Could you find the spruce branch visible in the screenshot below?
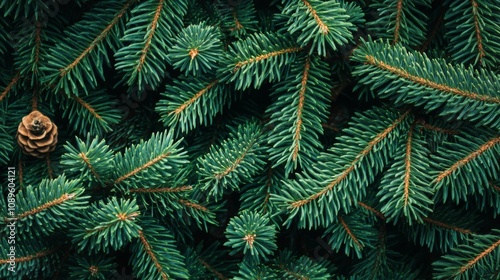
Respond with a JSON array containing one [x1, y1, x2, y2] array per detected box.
[[68, 255, 117, 280], [377, 123, 434, 225], [112, 129, 188, 188], [130, 218, 189, 279], [0, 72, 21, 103], [324, 210, 378, 259], [60, 90, 121, 135], [405, 205, 480, 252], [71, 197, 141, 253], [433, 229, 500, 279], [273, 107, 412, 229], [114, 0, 189, 91], [369, 0, 431, 46], [281, 0, 354, 55], [156, 76, 237, 134], [197, 120, 266, 200], [0, 175, 88, 236], [353, 40, 500, 129], [0, 236, 60, 280], [233, 261, 278, 280], [168, 22, 223, 76], [215, 0, 258, 37], [273, 250, 333, 279], [183, 242, 235, 279], [266, 55, 331, 175], [61, 134, 115, 184], [444, 0, 500, 68], [0, 121, 11, 164], [218, 32, 302, 90], [224, 211, 278, 262], [431, 129, 500, 204], [42, 0, 136, 95]]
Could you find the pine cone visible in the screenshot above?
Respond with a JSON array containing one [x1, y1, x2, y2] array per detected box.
[[16, 110, 58, 158]]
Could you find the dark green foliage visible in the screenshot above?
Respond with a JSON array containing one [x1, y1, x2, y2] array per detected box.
[[197, 120, 266, 200], [225, 211, 278, 262], [68, 255, 117, 280], [352, 40, 500, 129], [1, 175, 88, 235], [266, 55, 331, 175], [324, 209, 378, 259], [129, 218, 189, 279], [59, 90, 121, 136], [0, 235, 61, 280], [444, 0, 500, 68], [377, 124, 434, 225], [432, 128, 500, 204], [215, 0, 258, 37], [433, 229, 500, 279], [0, 107, 12, 164], [273, 250, 333, 279], [168, 22, 223, 76], [273, 107, 412, 229], [369, 0, 431, 46], [404, 205, 481, 253], [218, 32, 300, 90], [156, 75, 236, 134], [71, 197, 141, 253], [115, 0, 189, 91], [112, 129, 189, 189], [281, 0, 353, 55], [41, 0, 133, 96], [1, 0, 499, 279], [61, 134, 115, 184]]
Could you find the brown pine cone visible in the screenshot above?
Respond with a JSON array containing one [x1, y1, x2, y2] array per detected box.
[[16, 110, 58, 158]]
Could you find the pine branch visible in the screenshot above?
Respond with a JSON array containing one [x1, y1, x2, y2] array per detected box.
[[0, 236, 60, 280], [273, 250, 333, 279], [324, 210, 378, 259], [183, 241, 236, 279], [433, 229, 500, 279], [353, 40, 500, 129], [233, 261, 278, 280], [0, 117, 12, 164], [216, 0, 258, 37], [61, 134, 115, 184], [112, 129, 188, 188], [377, 123, 434, 225], [0, 72, 21, 103], [239, 164, 286, 225], [224, 211, 278, 262], [431, 128, 500, 203], [41, 0, 136, 95], [0, 175, 87, 236], [266, 55, 331, 175], [68, 255, 117, 280], [369, 0, 431, 46], [168, 22, 223, 76], [60, 90, 121, 135], [281, 0, 353, 55], [405, 205, 480, 252], [71, 197, 141, 253], [444, 0, 500, 68], [130, 218, 189, 279], [273, 107, 412, 229], [156, 76, 237, 134], [115, 0, 188, 91], [218, 32, 301, 90], [197, 120, 266, 200]]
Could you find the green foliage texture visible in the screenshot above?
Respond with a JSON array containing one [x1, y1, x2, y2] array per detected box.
[[0, 0, 499, 279]]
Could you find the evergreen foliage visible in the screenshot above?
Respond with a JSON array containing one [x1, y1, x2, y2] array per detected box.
[[0, 0, 499, 279]]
